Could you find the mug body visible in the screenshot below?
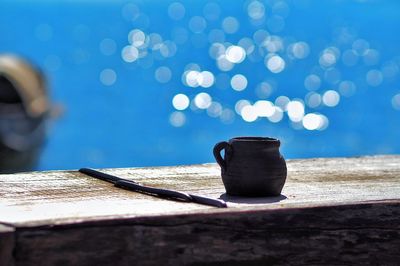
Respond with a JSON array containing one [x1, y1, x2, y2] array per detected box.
[[221, 137, 287, 196]]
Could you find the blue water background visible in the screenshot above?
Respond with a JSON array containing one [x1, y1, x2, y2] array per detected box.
[[1, 0, 399, 170]]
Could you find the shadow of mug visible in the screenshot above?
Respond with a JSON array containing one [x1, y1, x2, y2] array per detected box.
[[219, 193, 287, 204], [213, 137, 287, 197]]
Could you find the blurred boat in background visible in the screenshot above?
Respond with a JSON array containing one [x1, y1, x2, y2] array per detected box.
[[0, 54, 49, 173]]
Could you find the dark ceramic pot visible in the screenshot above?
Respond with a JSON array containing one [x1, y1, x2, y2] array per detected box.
[[213, 137, 287, 197]]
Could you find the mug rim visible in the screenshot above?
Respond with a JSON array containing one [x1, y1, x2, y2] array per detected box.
[[230, 136, 279, 142]]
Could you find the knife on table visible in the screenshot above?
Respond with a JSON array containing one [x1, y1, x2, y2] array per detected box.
[[79, 168, 227, 208]]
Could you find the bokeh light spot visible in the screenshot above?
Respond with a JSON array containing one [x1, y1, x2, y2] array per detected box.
[[305, 92, 322, 108], [100, 38, 117, 56], [169, 111, 186, 127], [287, 100, 305, 122], [121, 45, 139, 62], [155, 66, 172, 83], [168, 2, 186, 20], [231, 74, 248, 91], [194, 92, 212, 109], [207, 102, 223, 117], [203, 2, 221, 21], [268, 107, 284, 123], [225, 45, 246, 63], [189, 16, 207, 33], [235, 99, 251, 115], [222, 16, 239, 34], [172, 94, 190, 111], [391, 94, 400, 110], [304, 74, 321, 90], [302, 113, 323, 130], [322, 90, 340, 107], [99, 68, 117, 86], [128, 29, 146, 47], [265, 55, 285, 73], [338, 81, 357, 97], [366, 69, 383, 87], [247, 1, 265, 20], [241, 105, 258, 122]]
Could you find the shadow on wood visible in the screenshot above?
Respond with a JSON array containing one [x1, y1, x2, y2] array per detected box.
[[220, 193, 287, 204]]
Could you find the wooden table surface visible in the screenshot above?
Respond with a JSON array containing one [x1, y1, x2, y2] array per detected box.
[[1, 155, 400, 265]]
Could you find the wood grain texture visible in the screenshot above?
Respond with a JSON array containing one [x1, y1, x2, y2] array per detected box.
[[0, 224, 14, 266], [1, 155, 400, 265], [1, 155, 399, 227], [12, 202, 400, 266]]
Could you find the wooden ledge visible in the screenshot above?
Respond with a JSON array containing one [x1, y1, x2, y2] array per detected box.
[[1, 155, 400, 265]]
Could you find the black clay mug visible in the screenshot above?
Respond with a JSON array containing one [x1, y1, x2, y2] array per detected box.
[[213, 137, 287, 197]]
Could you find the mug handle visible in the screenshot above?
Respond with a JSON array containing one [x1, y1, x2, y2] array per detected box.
[[213, 141, 231, 172]]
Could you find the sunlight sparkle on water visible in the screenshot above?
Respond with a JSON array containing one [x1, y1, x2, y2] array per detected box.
[[288, 41, 310, 59], [128, 29, 146, 47], [319, 47, 338, 68], [100, 38, 117, 56], [207, 102, 223, 117], [241, 105, 258, 122], [366, 69, 383, 87], [208, 29, 225, 43], [199, 71, 215, 88], [189, 16, 207, 33], [121, 45, 139, 62], [169, 111, 186, 127], [216, 55, 234, 71], [99, 68, 117, 86], [235, 99, 251, 115], [342, 49, 359, 66], [363, 49, 380, 66], [184, 70, 203, 87], [225, 45, 246, 63], [155, 66, 172, 83], [220, 108, 235, 124], [305, 92, 322, 108], [194, 92, 212, 109], [255, 81, 274, 98], [265, 55, 285, 73], [231, 74, 248, 91], [352, 39, 370, 56], [287, 100, 305, 122], [392, 94, 400, 110], [268, 107, 284, 123], [302, 113, 327, 130], [247, 1, 265, 20], [338, 81, 357, 97], [203, 2, 220, 21], [322, 90, 340, 107], [168, 2, 186, 21], [253, 29, 269, 45], [275, 96, 290, 111], [254, 100, 275, 117], [304, 74, 321, 90], [238, 38, 255, 55], [172, 94, 190, 111], [222, 16, 239, 34]]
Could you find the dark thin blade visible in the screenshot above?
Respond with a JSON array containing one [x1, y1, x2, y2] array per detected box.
[[189, 194, 228, 208], [115, 180, 193, 202], [79, 168, 228, 208], [79, 168, 123, 184]]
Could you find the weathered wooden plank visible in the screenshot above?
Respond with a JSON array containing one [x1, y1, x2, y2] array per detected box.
[[0, 224, 14, 266], [0, 156, 399, 227], [13, 202, 400, 266], [0, 155, 400, 265]]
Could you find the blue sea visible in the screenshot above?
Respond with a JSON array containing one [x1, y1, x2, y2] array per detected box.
[[1, 0, 399, 170]]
